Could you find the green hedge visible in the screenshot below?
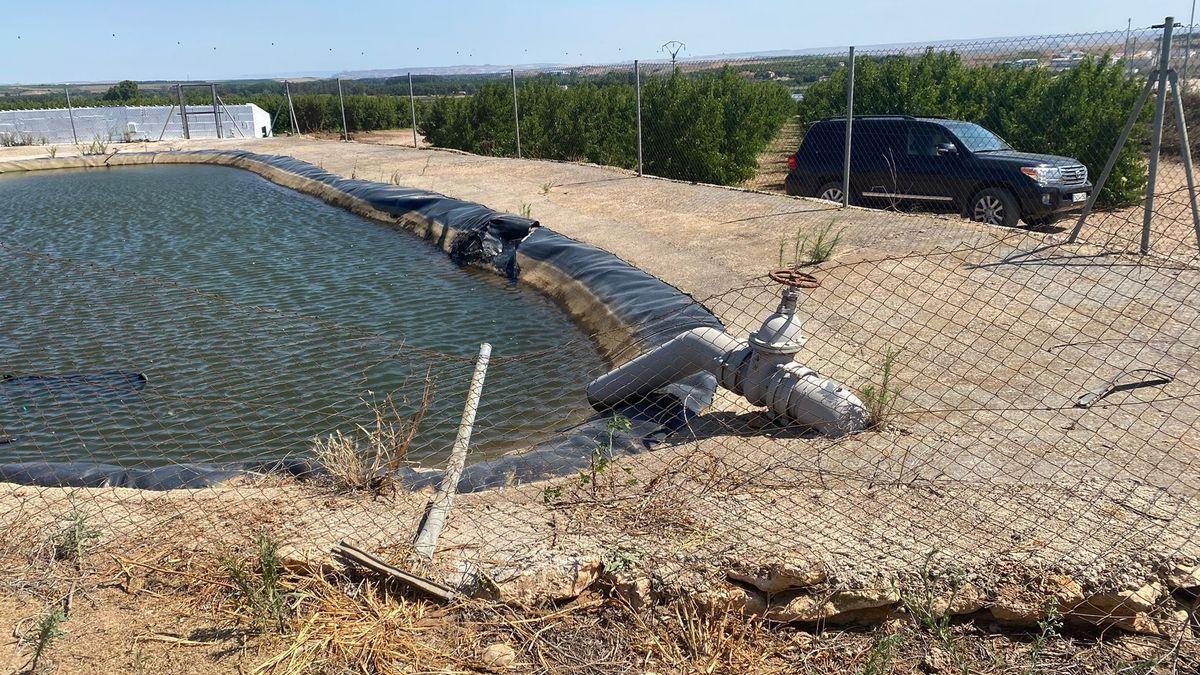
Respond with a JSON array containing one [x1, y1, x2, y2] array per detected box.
[[420, 68, 794, 186], [796, 51, 1148, 208]]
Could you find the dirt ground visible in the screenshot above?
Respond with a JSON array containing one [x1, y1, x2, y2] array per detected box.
[[2, 137, 1200, 672], [741, 118, 802, 193], [307, 128, 429, 148]]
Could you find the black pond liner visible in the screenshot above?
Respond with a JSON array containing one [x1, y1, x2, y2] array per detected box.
[[0, 151, 722, 491]]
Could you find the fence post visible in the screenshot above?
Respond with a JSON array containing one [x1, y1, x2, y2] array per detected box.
[[63, 85, 78, 145], [1186, 4, 1196, 79], [337, 78, 349, 141], [210, 83, 223, 139], [284, 80, 299, 135], [1124, 18, 1133, 75], [177, 83, 190, 139], [413, 342, 491, 559], [511, 68, 522, 158], [842, 46, 855, 208], [1142, 18, 1175, 254], [1168, 70, 1200, 247], [635, 59, 643, 176], [408, 72, 419, 148]]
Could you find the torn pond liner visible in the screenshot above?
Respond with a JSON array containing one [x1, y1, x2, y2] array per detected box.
[[0, 151, 723, 491]]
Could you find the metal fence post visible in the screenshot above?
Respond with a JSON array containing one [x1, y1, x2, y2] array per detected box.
[[177, 83, 190, 140], [408, 72, 419, 148], [63, 85, 78, 145], [1186, 3, 1196, 79], [284, 80, 299, 135], [635, 59, 644, 176], [1168, 69, 1200, 247], [842, 46, 855, 208], [511, 68, 522, 158], [1124, 18, 1133, 75], [337, 77, 349, 141], [210, 83, 223, 139], [1142, 18, 1175, 254]]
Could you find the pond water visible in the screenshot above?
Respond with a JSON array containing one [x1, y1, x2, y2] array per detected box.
[[0, 164, 604, 468]]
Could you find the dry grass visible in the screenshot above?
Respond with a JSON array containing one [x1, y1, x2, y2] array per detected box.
[[245, 576, 1200, 674], [256, 575, 458, 674], [0, 131, 47, 147], [1, 523, 1196, 675], [311, 382, 433, 495], [78, 136, 109, 156]]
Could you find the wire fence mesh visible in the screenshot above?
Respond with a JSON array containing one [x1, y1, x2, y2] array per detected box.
[[2, 17, 1200, 674]]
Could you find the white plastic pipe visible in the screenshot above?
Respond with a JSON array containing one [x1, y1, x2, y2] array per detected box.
[[414, 342, 490, 559]]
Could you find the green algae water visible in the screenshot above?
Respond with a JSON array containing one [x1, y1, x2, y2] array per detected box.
[[0, 164, 604, 469]]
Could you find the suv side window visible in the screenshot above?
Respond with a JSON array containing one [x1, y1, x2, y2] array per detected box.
[[906, 123, 955, 157], [851, 120, 900, 167]]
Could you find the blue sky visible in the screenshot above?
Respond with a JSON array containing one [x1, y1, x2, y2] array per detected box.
[[1, 0, 1191, 83]]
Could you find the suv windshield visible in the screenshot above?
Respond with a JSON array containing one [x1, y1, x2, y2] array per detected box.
[[940, 121, 1013, 153]]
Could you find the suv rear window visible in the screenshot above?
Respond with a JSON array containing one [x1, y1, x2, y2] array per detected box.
[[798, 122, 844, 158]]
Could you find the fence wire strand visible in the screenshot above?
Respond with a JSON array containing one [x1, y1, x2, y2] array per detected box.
[[2, 20, 1200, 674]]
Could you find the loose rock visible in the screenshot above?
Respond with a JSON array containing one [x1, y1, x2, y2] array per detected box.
[[481, 643, 517, 670]]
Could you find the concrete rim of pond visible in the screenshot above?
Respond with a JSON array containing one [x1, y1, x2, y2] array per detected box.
[[0, 150, 722, 491]]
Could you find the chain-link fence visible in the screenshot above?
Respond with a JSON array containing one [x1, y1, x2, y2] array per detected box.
[[2, 16, 1200, 674]]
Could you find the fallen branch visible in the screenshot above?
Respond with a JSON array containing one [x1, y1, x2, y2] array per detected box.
[[332, 541, 457, 603], [111, 554, 234, 590], [133, 633, 218, 646]]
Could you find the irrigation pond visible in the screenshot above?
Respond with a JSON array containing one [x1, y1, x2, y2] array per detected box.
[[0, 164, 604, 469]]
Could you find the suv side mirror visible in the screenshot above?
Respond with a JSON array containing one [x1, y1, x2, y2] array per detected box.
[[936, 142, 958, 157]]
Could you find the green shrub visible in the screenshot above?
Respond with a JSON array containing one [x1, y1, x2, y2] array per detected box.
[[101, 80, 139, 101], [796, 51, 1148, 208], [420, 67, 793, 186]]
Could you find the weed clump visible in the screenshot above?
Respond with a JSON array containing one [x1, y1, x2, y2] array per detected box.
[[579, 414, 633, 498], [51, 506, 100, 564], [79, 136, 109, 155], [224, 534, 291, 633], [777, 219, 844, 268], [311, 384, 432, 495], [0, 131, 47, 147], [860, 346, 903, 430], [23, 607, 66, 673]]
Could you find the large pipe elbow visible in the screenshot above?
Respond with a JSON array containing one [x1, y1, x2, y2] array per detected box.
[[586, 327, 742, 408]]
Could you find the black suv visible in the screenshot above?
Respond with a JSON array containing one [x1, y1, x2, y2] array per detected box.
[[784, 115, 1092, 227]]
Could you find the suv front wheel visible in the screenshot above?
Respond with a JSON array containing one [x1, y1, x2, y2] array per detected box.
[[969, 188, 1019, 228]]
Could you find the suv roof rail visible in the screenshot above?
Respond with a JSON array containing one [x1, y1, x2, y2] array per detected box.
[[813, 114, 952, 122]]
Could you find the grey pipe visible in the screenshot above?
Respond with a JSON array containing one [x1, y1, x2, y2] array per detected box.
[[589, 327, 741, 405], [587, 291, 867, 436]]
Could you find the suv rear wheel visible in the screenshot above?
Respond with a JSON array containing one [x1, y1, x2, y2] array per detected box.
[[816, 181, 848, 205], [969, 188, 1019, 228]]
